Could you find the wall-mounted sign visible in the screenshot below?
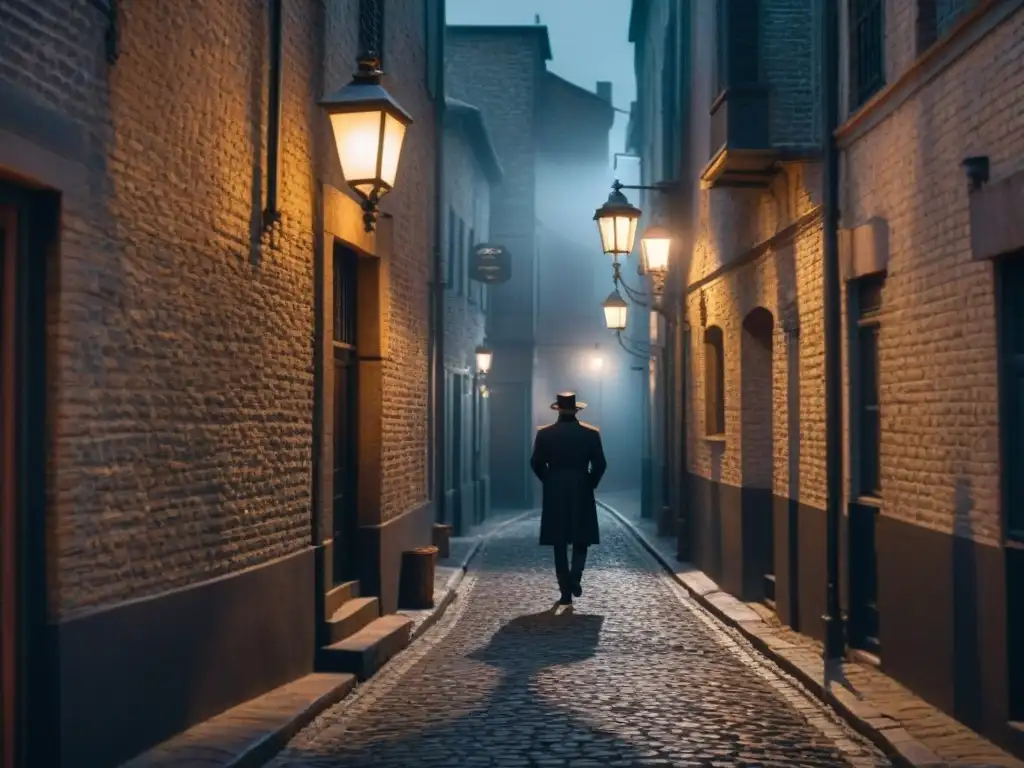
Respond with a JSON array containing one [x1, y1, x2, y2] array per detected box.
[[470, 243, 511, 284]]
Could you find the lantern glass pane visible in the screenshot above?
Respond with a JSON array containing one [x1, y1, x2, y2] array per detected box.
[[476, 350, 493, 373], [604, 303, 628, 331], [597, 216, 616, 254], [618, 215, 638, 254], [641, 235, 671, 272], [330, 109, 385, 192], [379, 112, 407, 189]]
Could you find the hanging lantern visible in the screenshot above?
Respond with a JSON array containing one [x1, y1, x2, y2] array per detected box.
[[593, 182, 641, 256], [601, 290, 628, 331], [475, 345, 493, 375]]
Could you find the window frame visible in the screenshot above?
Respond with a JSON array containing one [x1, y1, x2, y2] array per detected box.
[[850, 274, 884, 500], [704, 326, 726, 437], [849, 0, 886, 111]]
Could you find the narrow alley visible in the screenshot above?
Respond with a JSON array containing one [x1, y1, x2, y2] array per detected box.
[[268, 511, 889, 768]]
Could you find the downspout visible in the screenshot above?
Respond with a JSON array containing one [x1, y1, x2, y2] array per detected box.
[[431, 0, 447, 525], [263, 0, 284, 230], [676, 0, 692, 562], [821, 0, 846, 659]]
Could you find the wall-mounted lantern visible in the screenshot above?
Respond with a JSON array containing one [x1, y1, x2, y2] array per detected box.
[[594, 181, 642, 257], [601, 290, 629, 331], [320, 53, 413, 233], [475, 345, 494, 375], [640, 226, 671, 275]]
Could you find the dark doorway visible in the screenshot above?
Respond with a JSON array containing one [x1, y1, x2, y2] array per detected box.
[[741, 307, 775, 603], [997, 253, 1024, 722], [332, 245, 359, 584], [1, 204, 17, 768], [489, 381, 530, 509], [450, 373, 464, 534], [848, 275, 883, 657]]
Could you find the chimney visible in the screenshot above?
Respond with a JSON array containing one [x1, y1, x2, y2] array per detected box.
[[596, 81, 612, 103], [534, 13, 541, 24]]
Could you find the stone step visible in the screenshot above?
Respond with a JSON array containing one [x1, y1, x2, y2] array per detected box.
[[325, 596, 380, 644], [325, 580, 360, 617], [317, 614, 413, 681]]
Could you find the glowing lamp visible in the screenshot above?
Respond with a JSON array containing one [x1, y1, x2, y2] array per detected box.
[[594, 182, 641, 256], [640, 226, 672, 274], [320, 54, 413, 232], [602, 290, 629, 331], [475, 346, 493, 375]]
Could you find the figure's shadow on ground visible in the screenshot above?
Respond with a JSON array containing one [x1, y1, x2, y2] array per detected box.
[[280, 606, 669, 767]]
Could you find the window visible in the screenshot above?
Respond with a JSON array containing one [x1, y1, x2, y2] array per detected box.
[[457, 217, 466, 295], [662, 2, 679, 179], [849, 0, 885, 110], [853, 274, 883, 498], [704, 326, 725, 436], [468, 227, 478, 304], [918, 0, 976, 52], [446, 207, 455, 288]]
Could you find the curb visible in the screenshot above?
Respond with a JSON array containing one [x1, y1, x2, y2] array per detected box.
[[227, 676, 357, 768], [408, 509, 536, 643], [598, 499, 948, 768]]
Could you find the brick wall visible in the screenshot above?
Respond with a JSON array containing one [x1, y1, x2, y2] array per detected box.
[[761, 0, 821, 147], [446, 29, 544, 342], [1, 0, 434, 618], [838, 6, 1024, 545], [684, 166, 827, 510], [442, 128, 488, 369]]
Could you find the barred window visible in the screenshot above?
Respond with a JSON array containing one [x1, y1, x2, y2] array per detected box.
[[849, 0, 885, 110]]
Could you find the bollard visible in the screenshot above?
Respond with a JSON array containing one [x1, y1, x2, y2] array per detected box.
[[432, 523, 453, 559], [398, 545, 438, 610]]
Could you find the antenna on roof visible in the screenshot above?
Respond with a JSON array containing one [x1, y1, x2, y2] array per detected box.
[[534, 14, 541, 24]]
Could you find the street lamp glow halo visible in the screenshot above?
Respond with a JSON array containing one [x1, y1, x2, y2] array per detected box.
[[640, 225, 672, 274], [594, 186, 642, 256], [601, 290, 629, 331], [320, 54, 414, 210]]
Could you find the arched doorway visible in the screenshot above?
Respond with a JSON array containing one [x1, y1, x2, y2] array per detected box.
[[740, 307, 775, 603]]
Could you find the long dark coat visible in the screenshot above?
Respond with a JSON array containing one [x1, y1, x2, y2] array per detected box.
[[530, 415, 607, 546]]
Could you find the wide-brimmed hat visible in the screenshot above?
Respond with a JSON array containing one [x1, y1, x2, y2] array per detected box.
[[550, 392, 587, 412]]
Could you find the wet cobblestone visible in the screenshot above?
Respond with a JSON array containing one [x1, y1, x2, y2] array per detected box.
[[270, 512, 891, 767]]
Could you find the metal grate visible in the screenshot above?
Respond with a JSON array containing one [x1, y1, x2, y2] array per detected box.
[[359, 0, 385, 64], [850, 0, 884, 109], [333, 246, 358, 347]]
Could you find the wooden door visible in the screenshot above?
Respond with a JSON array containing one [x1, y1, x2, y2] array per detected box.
[[1, 205, 18, 768]]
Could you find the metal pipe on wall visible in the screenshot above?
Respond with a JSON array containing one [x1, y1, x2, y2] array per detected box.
[[431, 0, 447, 524], [821, 0, 846, 659], [262, 0, 284, 229]]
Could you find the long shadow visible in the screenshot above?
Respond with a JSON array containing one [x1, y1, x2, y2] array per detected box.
[[277, 607, 674, 766], [952, 478, 982, 730]]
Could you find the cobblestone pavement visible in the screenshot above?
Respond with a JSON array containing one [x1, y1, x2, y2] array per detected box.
[[269, 511, 892, 767]]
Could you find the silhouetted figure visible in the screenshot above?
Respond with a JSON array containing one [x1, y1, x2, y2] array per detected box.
[[530, 392, 607, 605]]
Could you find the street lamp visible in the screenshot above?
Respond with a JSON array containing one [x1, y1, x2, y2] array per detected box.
[[475, 345, 493, 375], [594, 180, 642, 257], [601, 290, 629, 331], [640, 226, 672, 275], [320, 53, 413, 233]]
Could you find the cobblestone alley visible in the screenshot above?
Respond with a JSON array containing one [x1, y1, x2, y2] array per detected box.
[[268, 511, 892, 767]]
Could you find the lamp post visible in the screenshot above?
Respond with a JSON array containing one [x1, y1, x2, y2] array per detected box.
[[320, 53, 413, 232]]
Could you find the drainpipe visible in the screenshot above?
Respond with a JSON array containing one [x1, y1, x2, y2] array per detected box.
[[821, 0, 846, 659], [431, 0, 447, 524], [262, 0, 284, 230]]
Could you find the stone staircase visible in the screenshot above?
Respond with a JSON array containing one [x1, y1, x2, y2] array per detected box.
[[316, 580, 413, 681]]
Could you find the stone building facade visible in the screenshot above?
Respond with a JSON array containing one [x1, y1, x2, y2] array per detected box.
[[441, 97, 501, 533], [632, 0, 1024, 757], [446, 27, 629, 501], [0, 1, 438, 765]]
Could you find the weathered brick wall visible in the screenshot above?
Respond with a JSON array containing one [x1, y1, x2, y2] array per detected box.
[[685, 166, 827, 510], [442, 129, 488, 370], [838, 7, 1024, 545], [1, 0, 434, 618]]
